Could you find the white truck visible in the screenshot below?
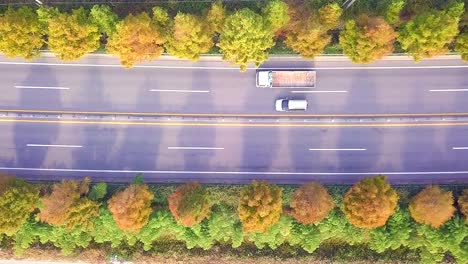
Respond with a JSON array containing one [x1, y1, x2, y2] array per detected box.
[[256, 70, 316, 88]]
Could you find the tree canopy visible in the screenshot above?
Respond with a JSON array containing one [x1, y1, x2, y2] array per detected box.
[[218, 8, 274, 71], [0, 7, 44, 60], [38, 178, 99, 230], [398, 3, 464, 61], [290, 182, 334, 225], [340, 15, 397, 63], [455, 33, 468, 61], [107, 12, 165, 68], [409, 185, 455, 228], [238, 181, 282, 233], [205, 1, 225, 34], [108, 184, 154, 232], [459, 189, 468, 222], [89, 5, 118, 35], [285, 3, 341, 59], [0, 178, 39, 236], [165, 13, 213, 60], [343, 176, 399, 229], [168, 182, 212, 227], [46, 7, 100, 61], [262, 0, 290, 33]]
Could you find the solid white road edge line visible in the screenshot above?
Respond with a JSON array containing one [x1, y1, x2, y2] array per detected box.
[[1, 61, 467, 70], [149, 89, 210, 93], [168, 147, 224, 150], [26, 144, 82, 148], [308, 148, 366, 151], [15, 85, 69, 90], [292, 90, 348, 93], [0, 167, 467, 175], [453, 147, 468, 150], [429, 89, 468, 92]]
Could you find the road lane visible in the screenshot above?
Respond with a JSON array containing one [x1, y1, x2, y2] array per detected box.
[[0, 121, 467, 184], [0, 56, 466, 115]]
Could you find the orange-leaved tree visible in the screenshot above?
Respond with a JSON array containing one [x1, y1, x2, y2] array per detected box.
[[38, 177, 100, 230], [409, 185, 455, 228], [342, 176, 399, 229], [459, 189, 468, 223], [107, 11, 166, 68], [108, 183, 154, 232], [290, 182, 334, 225], [238, 180, 282, 233], [168, 182, 212, 227]]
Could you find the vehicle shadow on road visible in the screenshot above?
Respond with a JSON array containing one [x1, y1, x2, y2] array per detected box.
[[14, 65, 60, 169], [176, 65, 217, 180], [71, 58, 118, 173]]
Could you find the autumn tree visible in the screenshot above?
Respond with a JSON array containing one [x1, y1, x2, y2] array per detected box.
[[0, 7, 45, 60], [218, 9, 274, 71], [289, 182, 334, 225], [165, 13, 213, 60], [89, 5, 118, 35], [38, 177, 99, 230], [285, 3, 342, 59], [107, 12, 165, 68], [108, 183, 154, 232], [238, 181, 282, 233], [459, 189, 468, 222], [340, 15, 397, 63], [455, 33, 468, 61], [384, 0, 405, 26], [0, 178, 39, 236], [168, 182, 212, 227], [46, 7, 100, 61], [398, 3, 464, 61], [262, 0, 290, 33], [409, 185, 455, 228], [206, 0, 225, 33], [343, 176, 399, 229]]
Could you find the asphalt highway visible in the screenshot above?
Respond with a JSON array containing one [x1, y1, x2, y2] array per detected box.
[[0, 55, 467, 115], [0, 55, 467, 184], [0, 120, 467, 184]]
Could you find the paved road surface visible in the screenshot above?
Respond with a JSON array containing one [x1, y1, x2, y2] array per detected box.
[[0, 55, 467, 115], [0, 121, 467, 184]]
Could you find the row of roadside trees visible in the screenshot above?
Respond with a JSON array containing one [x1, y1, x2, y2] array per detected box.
[[0, 1, 466, 71], [0, 174, 467, 262]]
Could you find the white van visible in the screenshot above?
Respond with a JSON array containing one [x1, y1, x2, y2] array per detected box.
[[275, 99, 308, 112]]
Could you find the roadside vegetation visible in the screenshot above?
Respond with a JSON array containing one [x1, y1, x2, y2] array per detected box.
[[0, 173, 467, 263], [0, 0, 466, 70]]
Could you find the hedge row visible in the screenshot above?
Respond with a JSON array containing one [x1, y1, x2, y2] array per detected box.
[[0, 174, 467, 263], [0, 0, 467, 71]]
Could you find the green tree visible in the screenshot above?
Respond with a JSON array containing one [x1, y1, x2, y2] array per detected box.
[[206, 0, 225, 33], [384, 0, 405, 26], [238, 181, 282, 233], [398, 3, 464, 61], [218, 9, 274, 71], [340, 15, 397, 63], [89, 182, 107, 201], [165, 13, 213, 60], [456, 33, 468, 61], [38, 178, 99, 230], [289, 182, 334, 225], [409, 185, 455, 228], [262, 0, 290, 32], [285, 3, 342, 59], [107, 12, 165, 68], [459, 189, 468, 222], [0, 7, 45, 60], [89, 5, 118, 35], [108, 184, 154, 232], [46, 7, 100, 61], [0, 179, 39, 236], [168, 182, 212, 227], [343, 176, 399, 229]]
